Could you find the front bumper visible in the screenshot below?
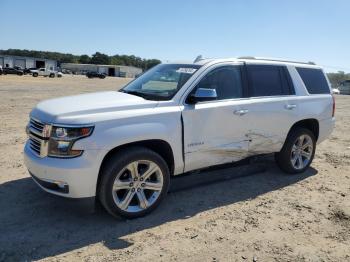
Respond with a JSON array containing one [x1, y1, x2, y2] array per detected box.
[[24, 141, 106, 198]]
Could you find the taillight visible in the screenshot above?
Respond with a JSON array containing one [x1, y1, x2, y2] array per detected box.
[[332, 95, 335, 117]]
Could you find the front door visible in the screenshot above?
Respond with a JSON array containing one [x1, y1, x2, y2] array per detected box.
[[182, 63, 251, 172]]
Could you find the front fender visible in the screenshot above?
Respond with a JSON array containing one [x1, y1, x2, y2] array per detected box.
[[74, 113, 184, 174]]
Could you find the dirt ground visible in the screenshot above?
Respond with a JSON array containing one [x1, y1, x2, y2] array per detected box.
[[0, 75, 349, 262]]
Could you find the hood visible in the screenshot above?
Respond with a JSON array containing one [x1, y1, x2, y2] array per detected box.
[[30, 91, 159, 124]]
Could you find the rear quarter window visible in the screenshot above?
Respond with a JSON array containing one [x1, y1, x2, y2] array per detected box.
[[296, 67, 330, 94]]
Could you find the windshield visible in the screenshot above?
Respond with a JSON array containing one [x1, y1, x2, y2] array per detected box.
[[120, 64, 201, 100]]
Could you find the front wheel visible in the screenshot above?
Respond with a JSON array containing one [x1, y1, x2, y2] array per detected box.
[[98, 147, 170, 219], [32, 73, 38, 77], [275, 127, 316, 174]]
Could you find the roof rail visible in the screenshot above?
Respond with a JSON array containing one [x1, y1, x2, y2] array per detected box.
[[237, 56, 316, 65]]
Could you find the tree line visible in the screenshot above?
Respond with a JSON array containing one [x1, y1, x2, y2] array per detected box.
[[1, 49, 349, 83], [0, 49, 161, 70]]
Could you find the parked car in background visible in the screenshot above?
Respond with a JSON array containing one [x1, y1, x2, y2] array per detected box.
[[31, 68, 56, 78], [23, 68, 37, 75], [332, 88, 340, 94], [86, 71, 106, 79], [61, 69, 72, 74], [24, 57, 335, 219], [338, 80, 350, 95], [3, 67, 24, 75]]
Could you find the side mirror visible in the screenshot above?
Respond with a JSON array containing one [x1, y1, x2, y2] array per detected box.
[[188, 88, 217, 104]]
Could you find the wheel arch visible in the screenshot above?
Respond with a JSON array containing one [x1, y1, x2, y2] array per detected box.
[[287, 118, 319, 141], [96, 139, 175, 194]]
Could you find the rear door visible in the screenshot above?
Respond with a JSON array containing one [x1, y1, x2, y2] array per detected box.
[[182, 63, 251, 172], [243, 64, 300, 154]]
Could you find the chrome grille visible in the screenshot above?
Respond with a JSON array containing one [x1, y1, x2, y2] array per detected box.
[[27, 118, 50, 157], [29, 135, 41, 155], [29, 118, 45, 136]]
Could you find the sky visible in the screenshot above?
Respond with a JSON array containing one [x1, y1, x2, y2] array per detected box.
[[1, 0, 349, 72]]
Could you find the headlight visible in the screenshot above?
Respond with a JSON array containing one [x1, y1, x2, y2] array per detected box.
[[48, 126, 94, 158]]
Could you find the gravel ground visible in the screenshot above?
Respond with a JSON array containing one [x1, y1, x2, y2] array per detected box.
[[0, 75, 349, 262]]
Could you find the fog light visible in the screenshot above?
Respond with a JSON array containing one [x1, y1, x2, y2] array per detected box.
[[54, 180, 68, 189]]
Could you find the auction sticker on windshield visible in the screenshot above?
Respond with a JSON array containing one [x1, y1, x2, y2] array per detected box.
[[176, 68, 198, 74]]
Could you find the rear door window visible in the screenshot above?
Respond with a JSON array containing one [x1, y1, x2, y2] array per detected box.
[[296, 67, 330, 94], [246, 65, 294, 97]]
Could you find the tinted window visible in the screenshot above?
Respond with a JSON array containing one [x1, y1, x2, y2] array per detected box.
[[247, 65, 293, 97], [296, 67, 330, 94], [195, 66, 243, 100]]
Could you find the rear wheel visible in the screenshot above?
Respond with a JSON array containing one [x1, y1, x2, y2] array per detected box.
[[32, 73, 38, 77], [98, 147, 170, 219], [49, 73, 55, 78], [275, 128, 316, 174]]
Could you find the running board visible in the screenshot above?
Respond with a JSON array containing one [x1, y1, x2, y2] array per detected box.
[[169, 159, 267, 192]]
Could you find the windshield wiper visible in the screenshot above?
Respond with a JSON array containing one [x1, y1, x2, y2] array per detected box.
[[120, 90, 163, 101]]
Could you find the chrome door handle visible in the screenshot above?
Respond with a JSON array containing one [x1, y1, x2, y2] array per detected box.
[[234, 109, 249, 116], [285, 104, 297, 110]]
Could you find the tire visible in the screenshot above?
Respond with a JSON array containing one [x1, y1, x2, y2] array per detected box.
[[32, 73, 38, 77], [98, 147, 170, 219], [49, 73, 55, 78], [275, 127, 316, 174]]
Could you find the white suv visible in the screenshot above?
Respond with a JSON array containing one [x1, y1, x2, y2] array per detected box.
[[24, 57, 335, 218]]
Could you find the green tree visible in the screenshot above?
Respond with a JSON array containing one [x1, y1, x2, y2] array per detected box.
[[327, 71, 350, 87], [0, 49, 161, 69], [90, 52, 110, 65], [78, 54, 91, 64], [143, 59, 161, 70]]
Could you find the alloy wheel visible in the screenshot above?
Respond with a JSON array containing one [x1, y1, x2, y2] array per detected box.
[[112, 160, 164, 212], [290, 134, 313, 170]]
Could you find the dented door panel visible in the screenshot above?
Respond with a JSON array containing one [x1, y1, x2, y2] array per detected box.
[[182, 99, 251, 172], [244, 96, 300, 154]]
